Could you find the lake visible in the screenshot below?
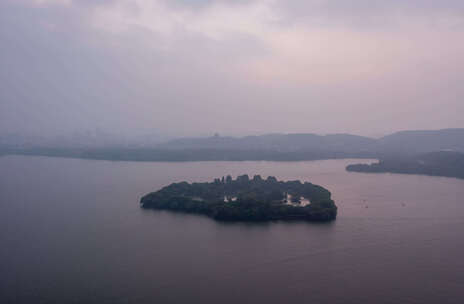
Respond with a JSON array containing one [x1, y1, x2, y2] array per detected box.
[[1, 156, 464, 303]]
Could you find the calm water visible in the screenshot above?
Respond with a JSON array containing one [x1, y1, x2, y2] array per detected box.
[[1, 156, 464, 304]]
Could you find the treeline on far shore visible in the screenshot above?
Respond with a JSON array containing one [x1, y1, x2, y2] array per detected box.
[[346, 151, 464, 179], [1, 147, 376, 162]]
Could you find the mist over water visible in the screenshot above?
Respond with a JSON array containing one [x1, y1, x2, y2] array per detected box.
[[1, 156, 464, 303]]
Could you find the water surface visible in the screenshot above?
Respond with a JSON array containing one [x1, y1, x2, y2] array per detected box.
[[1, 156, 464, 303]]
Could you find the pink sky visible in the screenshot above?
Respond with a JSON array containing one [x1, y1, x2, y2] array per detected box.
[[1, 0, 463, 137]]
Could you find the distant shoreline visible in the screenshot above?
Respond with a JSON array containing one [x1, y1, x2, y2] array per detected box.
[[0, 148, 378, 163], [346, 151, 464, 180]]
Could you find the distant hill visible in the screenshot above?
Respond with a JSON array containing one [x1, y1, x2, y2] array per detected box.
[[3, 128, 464, 162], [156, 129, 464, 155], [376, 128, 464, 154], [156, 133, 377, 153], [158, 129, 464, 153]]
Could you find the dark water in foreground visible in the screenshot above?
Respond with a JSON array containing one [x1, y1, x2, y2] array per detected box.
[[1, 156, 464, 304]]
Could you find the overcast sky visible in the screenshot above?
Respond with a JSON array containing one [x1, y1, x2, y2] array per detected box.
[[1, 0, 463, 138]]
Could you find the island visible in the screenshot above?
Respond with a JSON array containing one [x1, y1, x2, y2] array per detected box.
[[346, 151, 464, 179], [140, 175, 337, 222]]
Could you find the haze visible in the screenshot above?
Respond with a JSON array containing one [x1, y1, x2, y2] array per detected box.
[[1, 0, 463, 138]]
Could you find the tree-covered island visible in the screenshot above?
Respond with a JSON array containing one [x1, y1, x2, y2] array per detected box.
[[140, 175, 337, 222]]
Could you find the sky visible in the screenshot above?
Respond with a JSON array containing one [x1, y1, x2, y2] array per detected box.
[[1, 0, 463, 138]]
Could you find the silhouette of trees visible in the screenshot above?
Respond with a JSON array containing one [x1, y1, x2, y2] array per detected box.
[[141, 175, 337, 222]]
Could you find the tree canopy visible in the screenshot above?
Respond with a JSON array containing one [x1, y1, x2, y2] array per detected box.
[[140, 175, 337, 222]]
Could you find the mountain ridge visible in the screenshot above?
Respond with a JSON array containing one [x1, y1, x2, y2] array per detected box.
[[2, 128, 464, 161], [155, 128, 464, 154]]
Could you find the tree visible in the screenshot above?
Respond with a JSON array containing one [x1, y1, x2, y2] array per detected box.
[[237, 174, 250, 183]]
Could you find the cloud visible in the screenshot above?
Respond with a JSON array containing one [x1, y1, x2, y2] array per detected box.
[[1, 0, 463, 137]]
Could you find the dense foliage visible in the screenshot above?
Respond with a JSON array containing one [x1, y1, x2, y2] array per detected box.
[[140, 175, 337, 222], [346, 151, 464, 179]]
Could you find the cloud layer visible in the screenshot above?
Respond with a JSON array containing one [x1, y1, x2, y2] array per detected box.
[[1, 0, 463, 137]]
